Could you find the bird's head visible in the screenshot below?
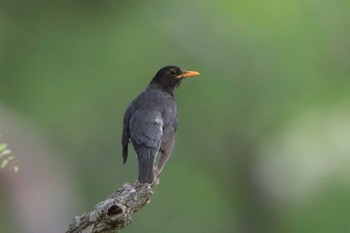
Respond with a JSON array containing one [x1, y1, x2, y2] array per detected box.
[[149, 66, 200, 95]]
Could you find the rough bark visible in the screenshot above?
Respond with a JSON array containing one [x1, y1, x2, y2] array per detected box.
[[66, 179, 158, 233]]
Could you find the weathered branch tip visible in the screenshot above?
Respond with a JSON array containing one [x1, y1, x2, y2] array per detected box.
[[66, 179, 159, 233]]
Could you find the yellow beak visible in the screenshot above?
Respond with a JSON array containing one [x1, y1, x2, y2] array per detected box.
[[176, 70, 200, 79]]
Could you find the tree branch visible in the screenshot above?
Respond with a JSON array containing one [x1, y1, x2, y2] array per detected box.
[[66, 179, 158, 233]]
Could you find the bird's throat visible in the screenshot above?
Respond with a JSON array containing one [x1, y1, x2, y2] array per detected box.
[[148, 80, 181, 97]]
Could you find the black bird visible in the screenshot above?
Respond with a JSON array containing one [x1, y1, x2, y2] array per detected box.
[[122, 66, 200, 183]]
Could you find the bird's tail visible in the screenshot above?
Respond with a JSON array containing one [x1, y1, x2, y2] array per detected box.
[[135, 147, 156, 183]]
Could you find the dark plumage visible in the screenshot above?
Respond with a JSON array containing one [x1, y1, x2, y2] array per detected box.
[[121, 65, 200, 183]]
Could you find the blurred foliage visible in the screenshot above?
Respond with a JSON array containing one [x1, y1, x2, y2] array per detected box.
[[1, 0, 350, 232], [0, 136, 19, 173]]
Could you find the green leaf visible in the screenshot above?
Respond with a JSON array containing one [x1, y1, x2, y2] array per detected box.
[[1, 159, 9, 168], [1, 149, 11, 155], [0, 143, 7, 151], [12, 166, 19, 173]]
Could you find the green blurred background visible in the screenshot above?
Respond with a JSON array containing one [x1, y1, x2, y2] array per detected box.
[[1, 0, 350, 232]]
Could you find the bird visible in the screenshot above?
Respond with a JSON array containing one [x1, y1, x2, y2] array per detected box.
[[121, 65, 200, 183]]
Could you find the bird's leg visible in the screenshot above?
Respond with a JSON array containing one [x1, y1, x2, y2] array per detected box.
[[157, 137, 175, 175], [156, 151, 171, 175], [152, 168, 160, 185], [154, 166, 160, 178]]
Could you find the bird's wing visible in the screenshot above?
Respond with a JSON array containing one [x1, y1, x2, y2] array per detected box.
[[121, 103, 136, 164], [128, 110, 164, 183], [129, 109, 164, 150]]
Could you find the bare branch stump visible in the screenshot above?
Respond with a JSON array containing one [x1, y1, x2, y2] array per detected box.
[[66, 179, 158, 233]]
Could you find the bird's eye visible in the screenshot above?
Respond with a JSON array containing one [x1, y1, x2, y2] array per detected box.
[[169, 69, 176, 76]]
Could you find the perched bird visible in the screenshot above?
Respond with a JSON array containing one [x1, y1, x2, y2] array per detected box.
[[122, 66, 200, 183]]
